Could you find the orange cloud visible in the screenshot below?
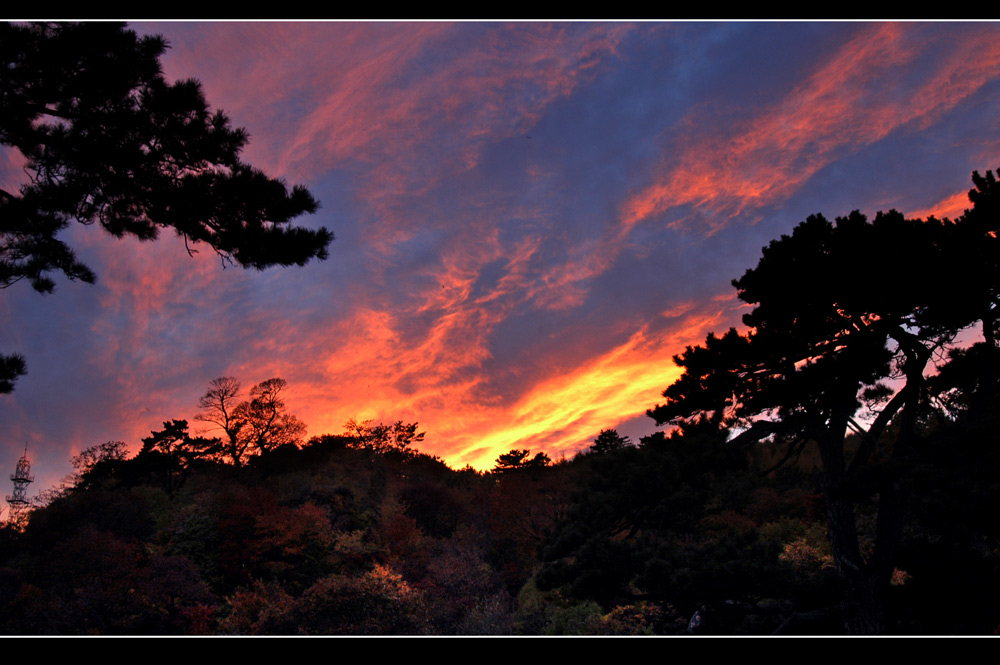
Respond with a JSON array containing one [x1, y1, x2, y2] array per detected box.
[[442, 295, 738, 469], [620, 23, 1000, 235], [906, 190, 971, 221], [43, 22, 999, 480], [262, 287, 740, 471]]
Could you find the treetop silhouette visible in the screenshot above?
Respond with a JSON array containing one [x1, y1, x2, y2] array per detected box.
[[0, 22, 333, 392], [648, 169, 1000, 634], [197, 376, 306, 466], [342, 419, 425, 457], [493, 448, 551, 471], [587, 429, 633, 456]]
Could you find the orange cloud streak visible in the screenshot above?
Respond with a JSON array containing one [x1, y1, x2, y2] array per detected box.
[[272, 290, 739, 471], [620, 23, 1000, 235], [906, 190, 971, 221], [70, 22, 1000, 474], [121, 23, 729, 469]]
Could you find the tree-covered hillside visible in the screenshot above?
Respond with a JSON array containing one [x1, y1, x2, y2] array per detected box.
[[0, 382, 997, 635]]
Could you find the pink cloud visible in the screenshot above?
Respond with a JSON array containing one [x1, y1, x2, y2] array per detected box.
[[38, 22, 998, 478], [0, 145, 28, 195], [620, 23, 1000, 235], [261, 23, 634, 234], [906, 190, 971, 221]]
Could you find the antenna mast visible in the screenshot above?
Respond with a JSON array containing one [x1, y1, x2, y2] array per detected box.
[[6, 444, 34, 528]]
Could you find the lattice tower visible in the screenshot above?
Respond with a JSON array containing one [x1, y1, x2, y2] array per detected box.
[[6, 445, 33, 526]]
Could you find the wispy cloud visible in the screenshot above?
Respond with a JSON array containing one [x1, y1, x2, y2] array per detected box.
[[907, 190, 971, 221], [620, 23, 1000, 235], [5, 23, 999, 482]]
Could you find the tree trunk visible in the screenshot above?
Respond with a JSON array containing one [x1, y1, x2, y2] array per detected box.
[[816, 410, 890, 635], [842, 571, 886, 634]]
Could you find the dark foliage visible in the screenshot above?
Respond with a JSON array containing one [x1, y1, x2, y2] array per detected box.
[[0, 22, 333, 392], [646, 170, 1000, 634]]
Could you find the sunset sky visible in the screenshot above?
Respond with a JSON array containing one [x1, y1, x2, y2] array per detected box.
[[2, 21, 998, 492]]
